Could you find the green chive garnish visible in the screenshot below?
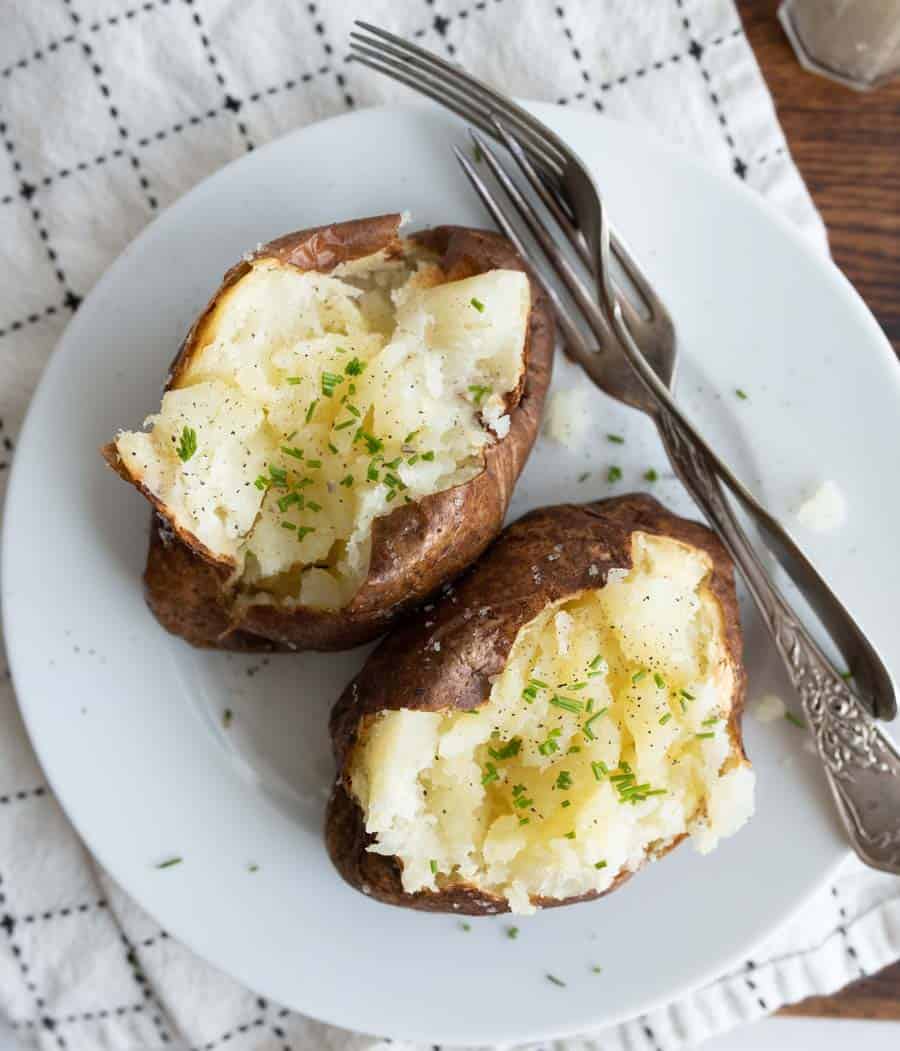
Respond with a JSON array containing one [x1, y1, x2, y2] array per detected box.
[[176, 426, 197, 463], [430, 859, 438, 875], [785, 711, 805, 729], [550, 695, 583, 713], [345, 357, 365, 376], [606, 433, 625, 444], [421, 450, 435, 461], [653, 672, 666, 689], [696, 731, 715, 740], [222, 709, 233, 728], [277, 492, 303, 512], [305, 399, 319, 423], [591, 760, 608, 782], [582, 709, 608, 740], [735, 388, 748, 400], [468, 383, 492, 405], [296, 526, 315, 540], [632, 669, 647, 684], [321, 371, 342, 396], [659, 713, 672, 726], [644, 468, 658, 482], [680, 689, 696, 701], [594, 860, 607, 870], [481, 762, 500, 785], [334, 418, 354, 430], [564, 830, 576, 840], [546, 974, 566, 987], [156, 857, 182, 869], [607, 465, 622, 483], [280, 445, 304, 459], [470, 297, 485, 312], [554, 770, 573, 791], [488, 737, 522, 761], [268, 465, 287, 484], [339, 474, 354, 488], [286, 376, 302, 385], [507, 926, 519, 940]]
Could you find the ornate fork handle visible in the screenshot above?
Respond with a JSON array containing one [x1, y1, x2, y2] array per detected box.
[[656, 410, 900, 874]]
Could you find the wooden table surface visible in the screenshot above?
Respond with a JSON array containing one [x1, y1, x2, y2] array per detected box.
[[739, 0, 900, 1020]]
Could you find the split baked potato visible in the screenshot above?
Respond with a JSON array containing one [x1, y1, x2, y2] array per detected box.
[[104, 214, 553, 650], [327, 494, 755, 915]]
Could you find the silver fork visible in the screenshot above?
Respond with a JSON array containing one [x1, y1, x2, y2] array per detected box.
[[349, 18, 896, 727], [349, 26, 900, 873]]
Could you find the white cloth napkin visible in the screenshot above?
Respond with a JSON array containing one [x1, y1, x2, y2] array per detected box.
[[0, 1, 895, 1049]]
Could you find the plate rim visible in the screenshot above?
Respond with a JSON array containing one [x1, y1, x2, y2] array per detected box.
[[5, 99, 888, 1043]]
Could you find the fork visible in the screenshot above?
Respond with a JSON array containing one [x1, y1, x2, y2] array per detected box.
[[349, 25, 900, 873], [349, 19, 896, 728]]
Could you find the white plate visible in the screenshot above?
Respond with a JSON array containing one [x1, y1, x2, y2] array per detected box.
[[3, 103, 899, 1046]]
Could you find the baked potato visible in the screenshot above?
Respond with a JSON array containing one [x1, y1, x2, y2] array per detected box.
[[327, 494, 755, 915], [103, 215, 553, 650]]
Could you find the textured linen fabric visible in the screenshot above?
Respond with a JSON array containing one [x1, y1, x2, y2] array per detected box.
[[1, 2, 893, 1050]]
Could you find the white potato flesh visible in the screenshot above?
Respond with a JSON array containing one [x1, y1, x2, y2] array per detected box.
[[350, 532, 754, 913], [113, 249, 530, 607]]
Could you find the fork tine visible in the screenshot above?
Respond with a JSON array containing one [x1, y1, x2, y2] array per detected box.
[[487, 119, 651, 334], [488, 116, 589, 270], [351, 22, 568, 173], [349, 47, 564, 176], [469, 128, 619, 349], [453, 147, 592, 360]]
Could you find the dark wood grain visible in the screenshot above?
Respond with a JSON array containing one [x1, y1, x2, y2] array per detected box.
[[739, 0, 900, 1020], [740, 1, 900, 353]]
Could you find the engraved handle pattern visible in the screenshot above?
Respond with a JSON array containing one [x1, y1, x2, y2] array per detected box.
[[656, 410, 900, 873]]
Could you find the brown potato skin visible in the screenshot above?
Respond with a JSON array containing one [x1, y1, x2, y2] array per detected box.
[[326, 493, 746, 914], [103, 215, 554, 651]]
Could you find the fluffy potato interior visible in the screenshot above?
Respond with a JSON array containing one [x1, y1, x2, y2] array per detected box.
[[349, 532, 755, 914], [114, 245, 530, 609]]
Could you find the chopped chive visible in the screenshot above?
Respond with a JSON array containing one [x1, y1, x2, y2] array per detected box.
[[653, 672, 666, 689], [529, 678, 549, 688], [840, 669, 853, 681], [222, 708, 233, 728], [582, 709, 608, 740], [607, 465, 622, 483], [470, 297, 485, 313], [306, 459, 322, 468], [518, 816, 530, 825], [345, 357, 365, 376], [481, 762, 500, 786], [384, 472, 406, 490], [406, 454, 419, 465], [659, 713, 673, 726], [568, 681, 588, 691], [156, 857, 182, 869], [588, 655, 605, 671], [594, 860, 607, 870], [521, 686, 538, 703], [296, 526, 315, 540], [513, 793, 534, 809], [488, 737, 522, 761], [506, 926, 519, 940], [430, 859, 438, 875], [785, 711, 805, 729], [277, 492, 302, 513], [561, 799, 572, 808], [339, 474, 354, 488], [564, 830, 576, 840], [591, 760, 608, 782], [702, 716, 721, 726], [385, 457, 402, 470], [404, 429, 420, 444], [254, 475, 269, 491], [268, 464, 287, 485], [286, 376, 302, 385], [176, 426, 197, 463], [468, 383, 492, 405], [386, 489, 398, 502], [248, 864, 259, 873], [680, 689, 696, 701], [554, 770, 573, 791], [591, 965, 603, 974], [735, 388, 748, 400], [632, 669, 647, 684], [620, 761, 631, 773], [643, 468, 658, 482], [567, 745, 581, 754], [696, 731, 715, 740], [356, 430, 384, 455], [346, 403, 361, 418], [334, 418, 354, 431], [606, 433, 625, 444], [305, 399, 319, 423], [421, 450, 435, 461], [280, 521, 296, 531], [306, 500, 322, 512], [321, 371, 343, 396], [280, 445, 304, 460], [578, 471, 591, 483], [367, 461, 380, 482], [550, 695, 583, 713], [460, 922, 471, 932]]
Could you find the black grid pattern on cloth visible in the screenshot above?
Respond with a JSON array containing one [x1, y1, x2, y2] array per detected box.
[[0, 2, 831, 1046]]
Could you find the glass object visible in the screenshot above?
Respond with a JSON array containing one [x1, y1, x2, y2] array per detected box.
[[779, 0, 900, 89]]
